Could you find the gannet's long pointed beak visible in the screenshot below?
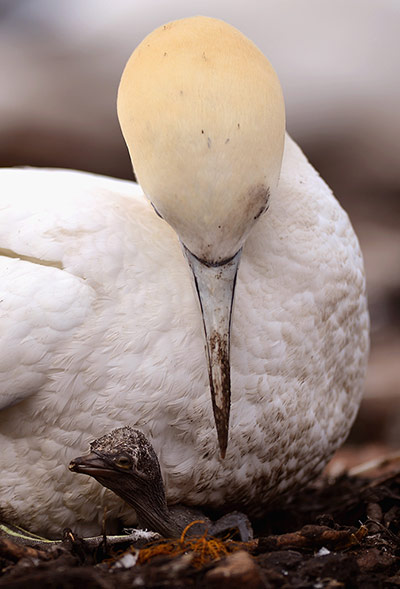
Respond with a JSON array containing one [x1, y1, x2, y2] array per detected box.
[[183, 246, 242, 459]]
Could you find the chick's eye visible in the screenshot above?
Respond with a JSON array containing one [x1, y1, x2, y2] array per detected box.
[[115, 455, 132, 469]]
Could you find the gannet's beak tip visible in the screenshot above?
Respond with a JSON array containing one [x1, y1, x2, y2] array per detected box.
[[213, 392, 230, 459], [219, 444, 227, 460]]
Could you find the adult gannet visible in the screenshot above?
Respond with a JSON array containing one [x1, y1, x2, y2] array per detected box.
[[0, 16, 368, 538]]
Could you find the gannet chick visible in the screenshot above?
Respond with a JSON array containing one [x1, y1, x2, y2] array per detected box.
[[70, 427, 253, 541]]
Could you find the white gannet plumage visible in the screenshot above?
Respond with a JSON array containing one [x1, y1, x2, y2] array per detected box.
[[0, 16, 368, 537]]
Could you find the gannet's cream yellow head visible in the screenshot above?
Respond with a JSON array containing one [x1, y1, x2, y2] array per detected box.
[[118, 16, 285, 264], [117, 16, 285, 458]]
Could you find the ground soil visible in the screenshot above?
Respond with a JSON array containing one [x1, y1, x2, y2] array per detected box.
[[1, 463, 400, 588]]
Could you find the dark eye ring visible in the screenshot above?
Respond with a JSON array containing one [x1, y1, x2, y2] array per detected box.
[[151, 201, 164, 219], [115, 455, 132, 469]]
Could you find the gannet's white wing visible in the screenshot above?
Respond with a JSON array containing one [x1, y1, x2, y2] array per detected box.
[[0, 257, 93, 409], [0, 167, 144, 410]]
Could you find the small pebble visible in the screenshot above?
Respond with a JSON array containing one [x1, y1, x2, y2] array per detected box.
[[205, 550, 263, 589]]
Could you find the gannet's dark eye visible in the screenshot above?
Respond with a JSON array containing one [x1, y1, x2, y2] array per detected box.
[[115, 455, 133, 469]]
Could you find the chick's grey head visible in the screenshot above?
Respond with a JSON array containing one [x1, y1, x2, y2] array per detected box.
[[90, 427, 160, 480], [69, 427, 165, 507]]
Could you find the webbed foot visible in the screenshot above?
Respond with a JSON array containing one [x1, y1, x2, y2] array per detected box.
[[209, 511, 253, 542]]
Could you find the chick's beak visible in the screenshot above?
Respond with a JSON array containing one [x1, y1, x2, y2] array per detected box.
[[183, 246, 242, 459], [69, 453, 113, 477]]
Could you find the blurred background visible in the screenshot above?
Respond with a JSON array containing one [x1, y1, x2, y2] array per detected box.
[[1, 0, 399, 464]]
